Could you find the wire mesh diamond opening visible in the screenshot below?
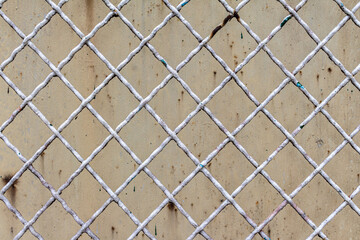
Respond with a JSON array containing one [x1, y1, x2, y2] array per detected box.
[[0, 199, 26, 239], [1, 0, 52, 35], [31, 138, 81, 190], [266, 83, 314, 132], [118, 171, 167, 222], [179, 47, 230, 100], [208, 18, 258, 69], [206, 79, 256, 132], [90, 75, 139, 129], [3, 169, 52, 221], [0, 78, 22, 125], [149, 16, 200, 68], [147, 140, 195, 191], [32, 77, 81, 129], [32, 200, 81, 239], [2, 106, 53, 159], [204, 204, 259, 239], [177, 110, 227, 160], [61, 108, 110, 159], [60, 45, 111, 98], [293, 174, 344, 226], [175, 173, 226, 224], [205, 143, 255, 193], [320, 205, 360, 239], [118, 108, 169, 161], [325, 82, 360, 134], [235, 112, 286, 164], [265, 204, 315, 239], [0, 139, 24, 179], [234, 174, 284, 225], [120, 46, 170, 98], [265, 144, 314, 194], [178, 0, 229, 38], [90, 15, 140, 67], [294, 112, 345, 165], [266, 15, 317, 71], [325, 20, 360, 71], [2, 46, 52, 96], [60, 0, 110, 35], [146, 202, 197, 239], [149, 77, 198, 130], [295, 50, 346, 102], [238, 0, 290, 40], [89, 138, 138, 192], [298, 0, 347, 40], [60, 169, 111, 221], [88, 201, 137, 239], [121, 0, 172, 37], [32, 13, 81, 65], [0, 16, 22, 64], [323, 144, 360, 195]]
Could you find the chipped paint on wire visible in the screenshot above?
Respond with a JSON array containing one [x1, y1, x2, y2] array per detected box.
[[0, 0, 359, 239]]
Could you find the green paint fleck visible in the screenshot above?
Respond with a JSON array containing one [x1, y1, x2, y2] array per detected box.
[[241, 32, 243, 39], [181, 0, 189, 6], [155, 225, 157, 236], [133, 186, 135, 192], [280, 15, 292, 27], [160, 59, 167, 66], [296, 82, 304, 89], [300, 125, 304, 129], [130, 176, 135, 183]]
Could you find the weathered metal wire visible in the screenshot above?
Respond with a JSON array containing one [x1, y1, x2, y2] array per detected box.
[[0, 0, 359, 239]]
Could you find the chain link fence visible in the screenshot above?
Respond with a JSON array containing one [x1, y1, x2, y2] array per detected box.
[[0, 0, 360, 239]]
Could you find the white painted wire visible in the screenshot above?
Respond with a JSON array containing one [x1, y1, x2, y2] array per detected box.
[[0, 0, 359, 239]]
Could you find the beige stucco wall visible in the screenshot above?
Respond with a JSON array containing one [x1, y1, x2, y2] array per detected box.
[[0, 0, 360, 239]]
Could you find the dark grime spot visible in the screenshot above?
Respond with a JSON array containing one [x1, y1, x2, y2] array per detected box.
[[168, 202, 175, 211], [222, 15, 233, 26], [233, 11, 240, 21], [210, 25, 222, 38], [2, 174, 18, 204]]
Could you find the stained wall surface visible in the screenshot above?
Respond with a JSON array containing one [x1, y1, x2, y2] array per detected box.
[[0, 0, 360, 239]]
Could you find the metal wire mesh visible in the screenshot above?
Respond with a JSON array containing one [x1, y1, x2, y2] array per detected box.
[[0, 0, 359, 239]]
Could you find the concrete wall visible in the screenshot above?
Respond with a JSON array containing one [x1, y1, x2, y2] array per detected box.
[[0, 0, 359, 239]]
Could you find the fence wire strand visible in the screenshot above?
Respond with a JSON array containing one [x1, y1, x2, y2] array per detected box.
[[0, 0, 359, 239]]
